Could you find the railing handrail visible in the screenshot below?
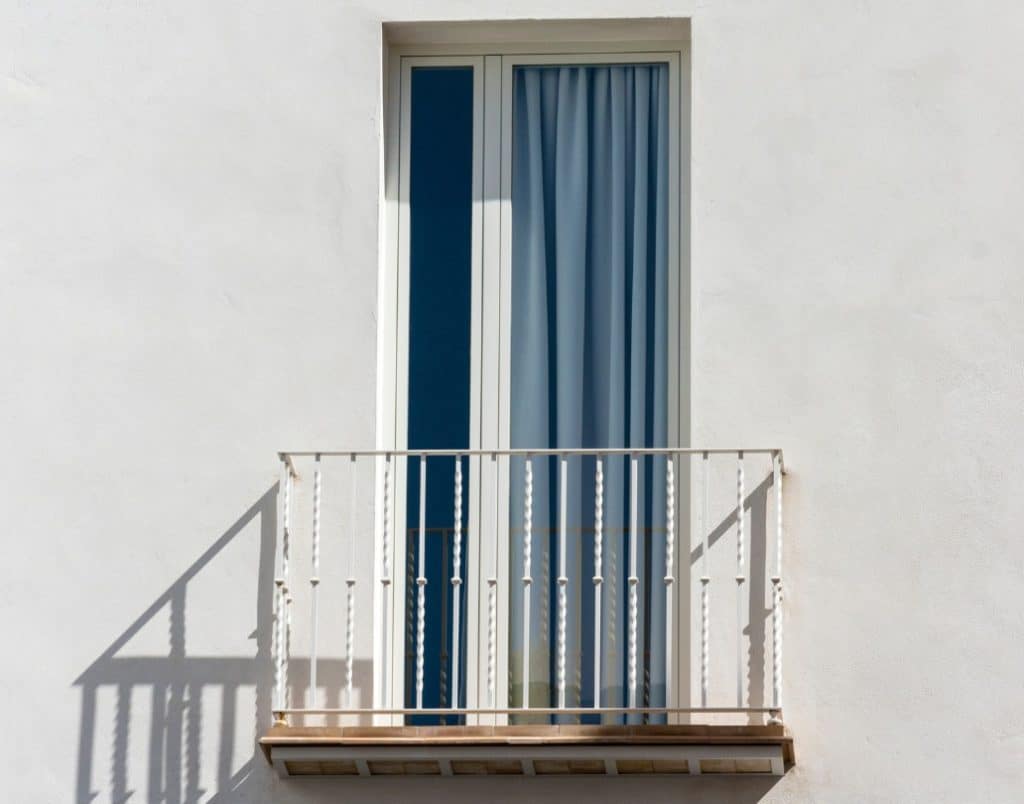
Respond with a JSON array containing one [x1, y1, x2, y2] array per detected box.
[[280, 446, 786, 477], [281, 447, 782, 456]]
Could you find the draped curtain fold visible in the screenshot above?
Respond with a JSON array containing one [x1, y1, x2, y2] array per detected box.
[[508, 63, 670, 722]]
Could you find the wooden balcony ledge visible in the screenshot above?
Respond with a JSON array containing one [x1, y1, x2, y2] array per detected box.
[[261, 724, 794, 778]]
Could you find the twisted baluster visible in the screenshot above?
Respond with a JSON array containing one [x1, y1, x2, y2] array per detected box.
[[380, 455, 392, 715], [273, 459, 288, 720], [557, 457, 569, 710], [416, 580, 426, 707], [735, 451, 745, 708], [345, 579, 355, 707], [453, 458, 463, 581], [628, 580, 638, 707], [664, 456, 675, 712], [521, 457, 533, 709], [312, 456, 321, 573], [524, 459, 533, 579], [282, 464, 292, 709], [381, 457, 391, 591], [345, 454, 357, 708], [488, 454, 498, 711], [770, 451, 784, 722], [415, 456, 427, 709], [308, 455, 322, 707], [701, 577, 710, 707], [592, 457, 604, 709], [488, 577, 497, 707], [594, 458, 604, 581], [737, 453, 745, 570], [665, 458, 675, 583], [700, 452, 710, 708], [557, 579, 567, 709], [771, 579, 782, 714], [450, 457, 463, 710], [627, 455, 639, 710]]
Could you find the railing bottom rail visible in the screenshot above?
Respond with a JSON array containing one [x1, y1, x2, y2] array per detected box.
[[273, 706, 781, 718]]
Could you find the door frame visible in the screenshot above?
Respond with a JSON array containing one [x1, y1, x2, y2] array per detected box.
[[378, 34, 691, 722]]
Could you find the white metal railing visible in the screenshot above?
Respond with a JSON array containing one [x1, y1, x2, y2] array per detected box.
[[271, 447, 785, 727]]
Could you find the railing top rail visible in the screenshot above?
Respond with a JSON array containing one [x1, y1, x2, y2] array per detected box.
[[279, 447, 787, 477], [280, 446, 784, 462]]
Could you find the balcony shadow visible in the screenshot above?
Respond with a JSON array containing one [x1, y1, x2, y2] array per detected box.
[[72, 477, 782, 803], [72, 484, 370, 803]]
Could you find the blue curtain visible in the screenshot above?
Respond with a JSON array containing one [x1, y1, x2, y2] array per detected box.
[[508, 64, 669, 722]]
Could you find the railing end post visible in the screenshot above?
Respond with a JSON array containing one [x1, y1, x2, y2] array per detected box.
[[279, 452, 299, 479]]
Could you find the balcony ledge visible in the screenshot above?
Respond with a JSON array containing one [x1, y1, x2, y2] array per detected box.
[[261, 724, 794, 777]]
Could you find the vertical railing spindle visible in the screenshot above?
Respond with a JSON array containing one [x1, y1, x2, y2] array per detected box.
[[736, 451, 745, 708], [415, 455, 428, 709], [771, 451, 784, 722], [450, 456, 463, 711], [282, 460, 293, 712], [700, 452, 710, 708], [628, 455, 639, 711], [592, 456, 604, 710], [346, 454, 357, 708], [308, 454, 322, 707], [487, 453, 498, 710], [380, 454, 392, 718], [557, 455, 568, 710], [664, 455, 675, 714], [521, 456, 533, 710], [273, 458, 291, 721]]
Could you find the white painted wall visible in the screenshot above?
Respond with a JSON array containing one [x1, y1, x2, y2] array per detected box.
[[2, 2, 1023, 802]]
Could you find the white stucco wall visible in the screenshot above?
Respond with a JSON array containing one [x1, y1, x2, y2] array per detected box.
[[3, 2, 1023, 802]]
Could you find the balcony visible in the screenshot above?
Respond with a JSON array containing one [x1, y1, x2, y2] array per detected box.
[[260, 447, 793, 777]]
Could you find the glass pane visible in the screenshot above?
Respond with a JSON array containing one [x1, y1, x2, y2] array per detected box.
[[405, 66, 473, 719]]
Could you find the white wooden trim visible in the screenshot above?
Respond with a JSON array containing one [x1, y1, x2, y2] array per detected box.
[[389, 55, 486, 718], [384, 18, 691, 50], [676, 40, 693, 721], [381, 37, 691, 718], [462, 53, 502, 722], [373, 44, 403, 720]]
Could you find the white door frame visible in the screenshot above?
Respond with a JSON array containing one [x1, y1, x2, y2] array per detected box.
[[379, 37, 690, 722]]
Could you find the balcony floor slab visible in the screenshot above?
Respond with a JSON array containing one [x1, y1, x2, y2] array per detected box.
[[261, 724, 794, 778]]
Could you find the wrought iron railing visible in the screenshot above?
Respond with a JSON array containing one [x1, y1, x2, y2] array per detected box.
[[270, 447, 785, 727]]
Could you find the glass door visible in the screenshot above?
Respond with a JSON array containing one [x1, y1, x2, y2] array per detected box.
[[389, 49, 682, 724]]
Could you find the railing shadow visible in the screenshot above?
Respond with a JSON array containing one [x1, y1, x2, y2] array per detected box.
[[72, 484, 369, 803]]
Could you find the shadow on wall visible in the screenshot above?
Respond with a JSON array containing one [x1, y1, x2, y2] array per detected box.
[[71, 485, 371, 803], [72, 476, 781, 803]]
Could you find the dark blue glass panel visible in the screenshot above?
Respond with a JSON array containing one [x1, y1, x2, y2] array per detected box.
[[404, 67, 473, 722]]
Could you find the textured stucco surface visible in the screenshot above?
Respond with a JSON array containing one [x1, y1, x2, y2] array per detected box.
[[2, 2, 1023, 802]]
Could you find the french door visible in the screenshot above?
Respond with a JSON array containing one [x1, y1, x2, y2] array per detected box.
[[381, 47, 684, 722]]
